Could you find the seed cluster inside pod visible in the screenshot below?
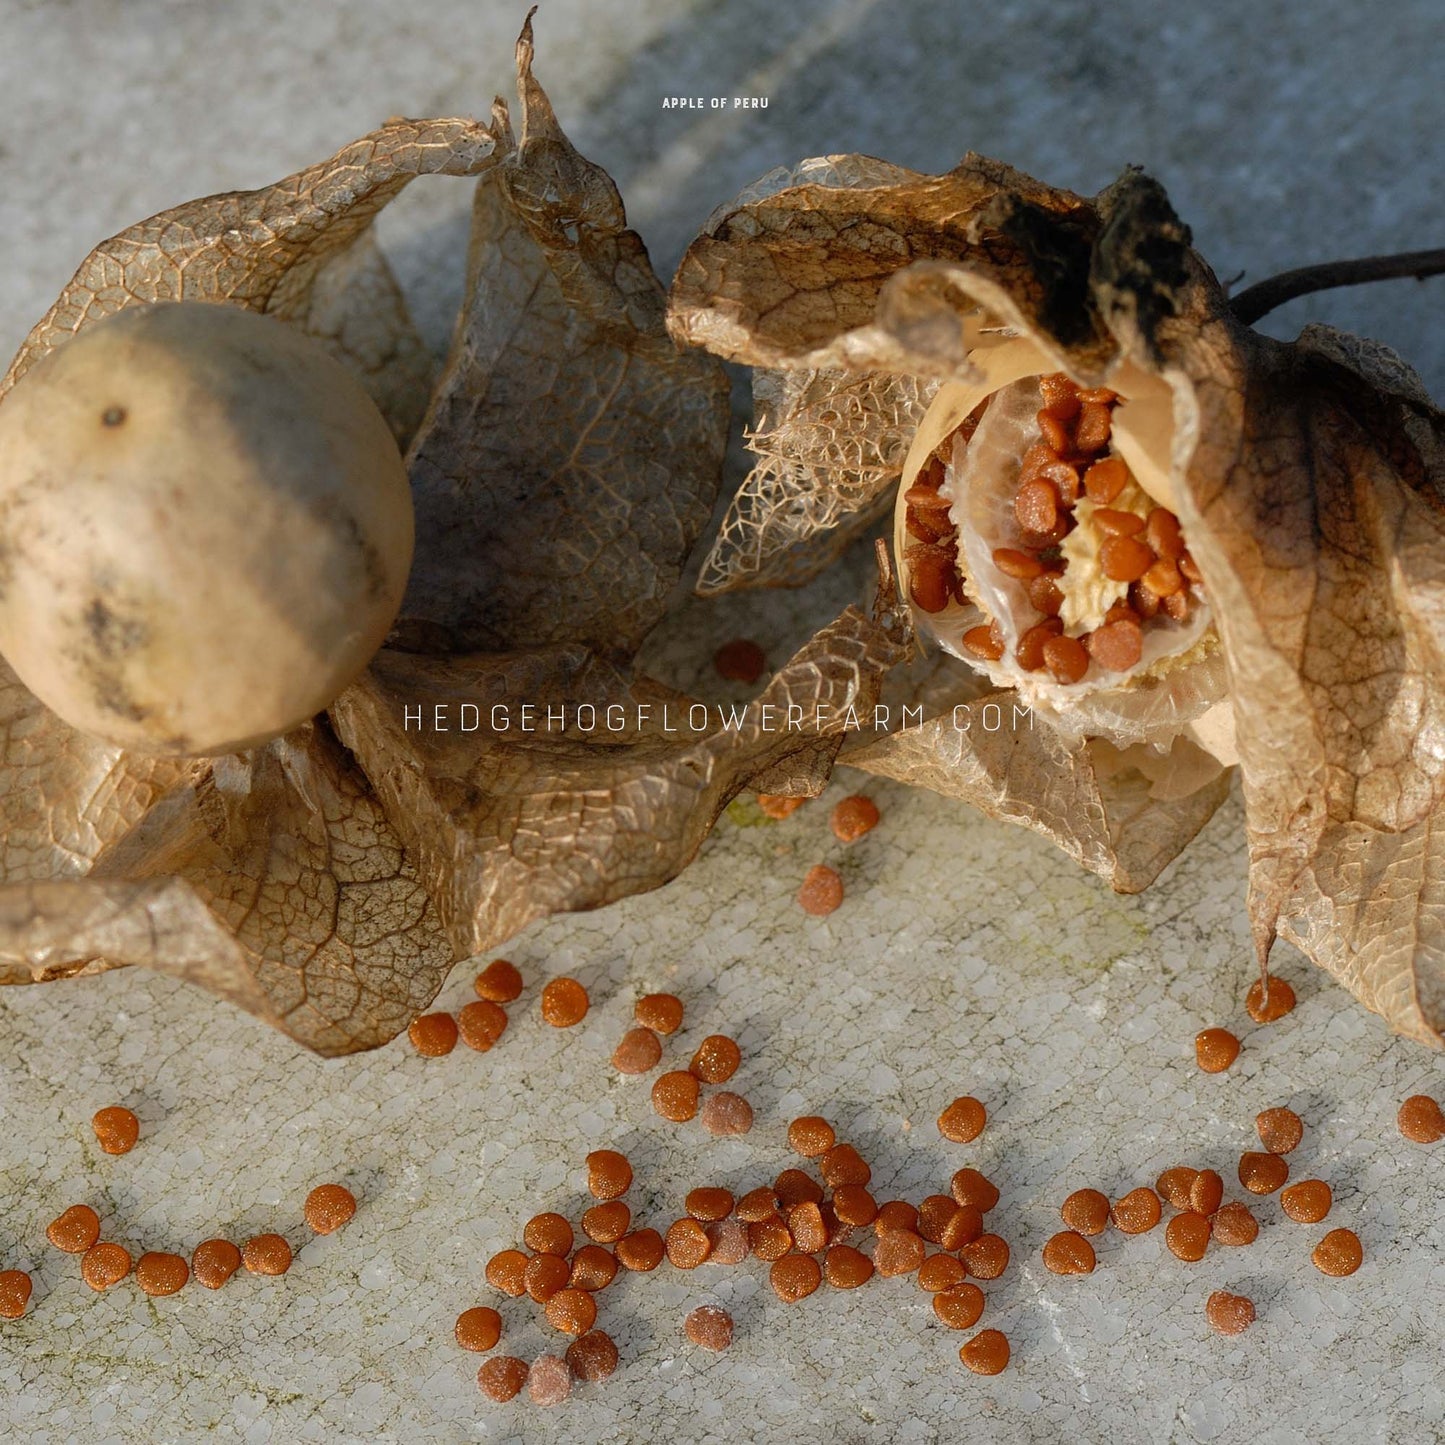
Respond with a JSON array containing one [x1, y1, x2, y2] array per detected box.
[[899, 373, 1213, 698]]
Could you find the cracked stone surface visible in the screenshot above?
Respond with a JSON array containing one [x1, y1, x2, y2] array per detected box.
[[2, 2, 1443, 1442]]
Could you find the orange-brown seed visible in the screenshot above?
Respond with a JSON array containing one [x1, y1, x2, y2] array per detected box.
[[581, 1201, 631, 1244], [937, 1096, 987, 1143], [456, 1306, 503, 1351], [820, 1144, 871, 1190], [685, 1303, 734, 1350], [525, 1253, 572, 1303], [748, 1217, 794, 1262], [788, 1117, 835, 1157], [1256, 1107, 1304, 1155], [545, 1287, 598, 1336], [47, 1204, 101, 1254], [81, 1242, 131, 1290], [1312, 1228, 1363, 1277], [636, 993, 684, 1034], [776, 1169, 824, 1208], [566, 1330, 620, 1382], [770, 1254, 822, 1302], [0, 1271, 32, 1319], [797, 865, 844, 916], [1206, 1290, 1255, 1336], [705, 1219, 749, 1265], [528, 1354, 572, 1407], [736, 1187, 781, 1222], [1280, 1180, 1332, 1224], [458, 1000, 508, 1052], [690, 1035, 742, 1084], [788, 1203, 828, 1255], [1113, 1187, 1162, 1234], [304, 1183, 357, 1235], [700, 1097, 751, 1144], [585, 1149, 633, 1201], [875, 1201, 920, 1234], [477, 1355, 529, 1402], [1087, 619, 1144, 672], [918, 1254, 968, 1292], [934, 1282, 986, 1330], [242, 1234, 292, 1276], [1189, 1169, 1224, 1217], [1042, 1231, 1095, 1276], [652, 1071, 701, 1122], [570, 1245, 619, 1291], [959, 1328, 1010, 1375], [474, 958, 523, 1002], [1084, 456, 1128, 503], [758, 794, 807, 820], [832, 1185, 878, 1228], [1156, 1167, 1198, 1211], [1211, 1202, 1259, 1247], [950, 1168, 1000, 1214], [665, 1219, 712, 1270], [135, 1252, 189, 1297], [962, 1234, 1010, 1280], [831, 795, 881, 843], [686, 1187, 735, 1222], [612, 1027, 663, 1074], [873, 1230, 926, 1278], [825, 1244, 874, 1289], [485, 1248, 530, 1296], [1238, 1152, 1289, 1195], [540, 977, 589, 1028], [1060, 1189, 1110, 1236], [1100, 534, 1155, 583], [1246, 974, 1296, 1023], [615, 1228, 665, 1272], [92, 1106, 140, 1155], [1165, 1212, 1211, 1262], [192, 1239, 242, 1289], [1042, 633, 1090, 684], [408, 1012, 458, 1057], [524, 1213, 574, 1257], [1196, 1028, 1240, 1073], [714, 638, 767, 684], [1398, 1094, 1445, 1144]]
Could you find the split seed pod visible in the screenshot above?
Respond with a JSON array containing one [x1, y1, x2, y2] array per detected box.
[[0, 17, 903, 1052], [669, 154, 1445, 1045]]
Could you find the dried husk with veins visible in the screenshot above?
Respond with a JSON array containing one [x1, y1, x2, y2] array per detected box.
[[0, 18, 906, 1054], [668, 155, 1445, 1047]]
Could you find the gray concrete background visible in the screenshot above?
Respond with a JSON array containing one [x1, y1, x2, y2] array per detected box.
[[1, 2, 1443, 1442]]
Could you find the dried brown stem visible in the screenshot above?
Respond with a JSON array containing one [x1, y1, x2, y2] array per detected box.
[[1230, 248, 1445, 325]]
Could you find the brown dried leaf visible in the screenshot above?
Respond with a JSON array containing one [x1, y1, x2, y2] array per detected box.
[[0, 115, 500, 441], [394, 17, 731, 653], [329, 602, 907, 957]]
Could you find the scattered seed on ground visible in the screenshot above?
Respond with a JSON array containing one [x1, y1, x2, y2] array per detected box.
[[408, 1013, 458, 1057], [825, 1244, 874, 1288], [545, 1287, 598, 1336], [92, 1106, 140, 1155], [788, 1117, 835, 1157], [797, 865, 844, 916], [47, 1204, 101, 1254], [81, 1242, 131, 1290], [1042, 1231, 1095, 1275], [701, 1092, 754, 1136], [951, 1169, 1000, 1214], [1165, 1213, 1211, 1262], [820, 1144, 870, 1189], [1190, 1170, 1224, 1217], [1238, 1152, 1289, 1195], [690, 1035, 742, 1084], [686, 1187, 735, 1222], [456, 1306, 503, 1351], [873, 1230, 926, 1277], [478, 1355, 529, 1402], [758, 794, 806, 820], [830, 795, 880, 843], [1246, 975, 1296, 1023], [1061, 1189, 1110, 1236], [1196, 1028, 1240, 1073], [1156, 1167, 1198, 1211], [486, 1248, 530, 1296], [135, 1252, 188, 1296], [528, 1354, 572, 1407], [1281, 1180, 1333, 1224], [636, 993, 684, 1035], [736, 1188, 780, 1223], [540, 978, 589, 1028], [833, 1184, 878, 1227], [566, 1330, 619, 1382], [615, 1229, 665, 1272], [304, 1184, 357, 1235], [705, 1219, 749, 1265], [776, 1169, 824, 1208], [788, 1202, 828, 1254], [962, 1234, 1010, 1279], [192, 1239, 242, 1289], [770, 1254, 822, 1302], [570, 1245, 619, 1291], [652, 1071, 701, 1122], [685, 1303, 734, 1349], [875, 1201, 919, 1234], [458, 1000, 508, 1052], [1212, 1202, 1259, 1246], [474, 959, 523, 1003], [959, 1329, 1010, 1375], [934, 1282, 986, 1330], [586, 1150, 633, 1201], [1206, 1290, 1256, 1335], [0, 1271, 31, 1318], [1398, 1094, 1445, 1143], [524, 1213, 573, 1257], [747, 1218, 794, 1261], [1112, 1188, 1162, 1234], [525, 1254, 572, 1303], [581, 1202, 631, 1244], [918, 1254, 968, 1292], [666, 1219, 712, 1269], [937, 1096, 987, 1143], [1256, 1107, 1304, 1155], [612, 1028, 663, 1074], [242, 1234, 292, 1276]]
